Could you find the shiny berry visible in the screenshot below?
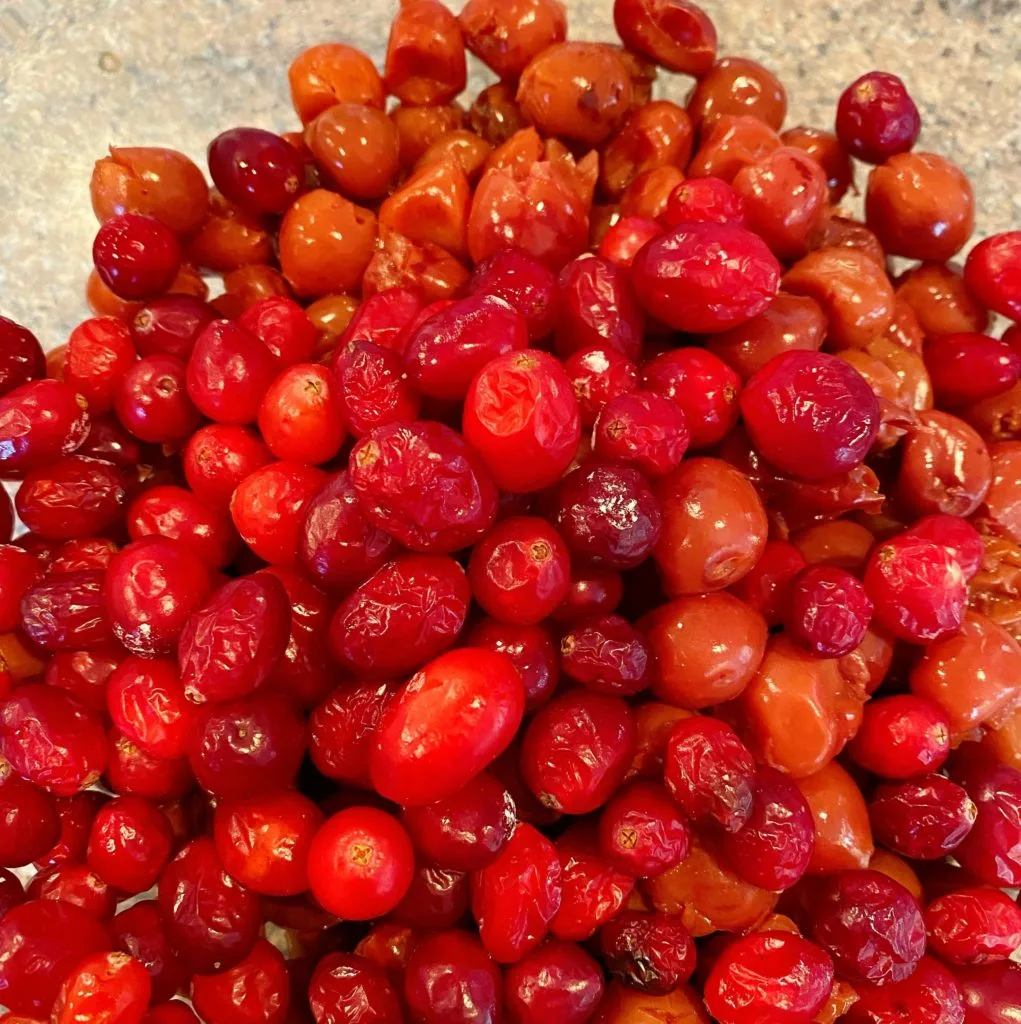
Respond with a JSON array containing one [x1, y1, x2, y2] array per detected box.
[[597, 781, 690, 878], [93, 213, 182, 300], [208, 127, 304, 215], [848, 694, 951, 779], [836, 71, 921, 164], [784, 564, 873, 657]]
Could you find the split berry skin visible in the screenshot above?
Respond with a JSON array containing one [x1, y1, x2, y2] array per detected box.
[[2, 3, 1021, 1021]]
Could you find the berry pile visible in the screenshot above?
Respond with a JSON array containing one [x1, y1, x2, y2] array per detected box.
[[1, 0, 1020, 1021]]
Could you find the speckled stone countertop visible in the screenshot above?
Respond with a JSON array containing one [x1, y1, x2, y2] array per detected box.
[[0, 0, 1019, 345]]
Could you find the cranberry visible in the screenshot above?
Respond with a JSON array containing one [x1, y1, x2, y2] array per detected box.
[[26, 859, 116, 919], [105, 729, 194, 802], [55, 951, 153, 1024], [599, 910, 695, 995], [864, 534, 968, 643], [925, 331, 1021, 407], [664, 716, 756, 833], [107, 657, 193, 761], [332, 340, 422, 438], [590, 391, 689, 477], [329, 553, 469, 678], [186, 320, 278, 425], [404, 929, 503, 1024], [231, 460, 327, 566], [631, 223, 780, 333], [664, 176, 746, 227], [0, 544, 43, 631], [464, 349, 582, 493], [403, 771, 516, 872], [36, 791, 107, 871], [704, 932, 834, 1024], [110, 901, 186, 1004], [564, 345, 639, 429], [127, 484, 239, 570], [257, 362, 347, 465], [0, 379, 90, 473], [93, 213, 182, 300], [371, 647, 525, 806], [810, 869, 926, 986], [309, 951, 402, 1024], [903, 513, 984, 578], [309, 680, 399, 788], [131, 294, 216, 360], [0, 899, 111, 1017], [16, 455, 126, 540], [720, 765, 815, 890], [188, 690, 305, 801], [471, 822, 562, 963], [950, 754, 1021, 887], [191, 938, 290, 1024], [844, 955, 965, 1024], [19, 570, 112, 651], [65, 316, 137, 415], [504, 940, 603, 1024], [597, 781, 690, 878], [552, 566, 625, 625], [848, 694, 951, 779], [157, 837, 261, 975], [351, 420, 498, 551], [836, 71, 921, 164], [0, 684, 108, 795], [469, 622, 559, 713], [183, 424, 271, 509], [0, 769, 61, 867], [392, 863, 469, 930], [925, 888, 1021, 966], [521, 690, 634, 814], [115, 354, 200, 444], [784, 564, 874, 657], [869, 774, 977, 860], [598, 215, 662, 268], [964, 231, 1021, 322], [560, 614, 650, 696], [730, 539, 806, 626], [0, 316, 46, 396], [469, 246, 560, 342], [955, 961, 1021, 1024], [87, 795, 174, 894], [208, 127, 303, 216], [238, 296, 317, 367], [306, 806, 414, 920]]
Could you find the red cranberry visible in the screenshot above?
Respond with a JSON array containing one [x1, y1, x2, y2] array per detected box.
[[467, 618, 560, 711], [185, 320, 278, 425], [311, 952, 405, 1024], [664, 176, 746, 227], [371, 647, 525, 806], [468, 516, 570, 625], [471, 822, 562, 963], [93, 213, 182, 300], [115, 354, 201, 444], [351, 421, 499, 552], [560, 613, 651, 696], [26, 860, 116, 919], [469, 247, 560, 342], [964, 231, 1021, 322], [131, 294, 216, 360], [505, 940, 604, 1024], [464, 349, 582, 493], [127, 484, 239, 570], [329, 553, 469, 677], [107, 656, 194, 761], [598, 215, 663, 268], [35, 790, 107, 870], [597, 781, 690, 878], [191, 937, 291, 1024], [740, 350, 881, 480], [844, 955, 965, 1024], [925, 331, 1021, 407], [631, 223, 780, 332], [307, 806, 415, 920], [520, 690, 634, 814], [188, 690, 305, 801], [65, 316, 137, 415], [951, 755, 1021, 887], [258, 362, 347, 465], [157, 836, 262, 975], [51, 952, 152, 1024], [105, 728, 194, 802], [848, 694, 951, 779], [564, 345, 639, 429], [784, 564, 874, 657], [20, 569, 113, 651], [593, 391, 689, 476], [231, 460, 327, 566], [309, 680, 400, 788], [552, 566, 625, 624], [730, 538, 806, 626], [337, 287, 423, 356], [239, 296, 318, 367], [208, 127, 304, 215], [0, 379, 90, 473], [110, 900, 187, 1004], [0, 544, 43, 631], [404, 929, 503, 1024], [599, 909, 695, 994], [16, 455, 126, 539], [836, 71, 921, 164], [954, 961, 1021, 1024], [641, 347, 741, 450], [0, 900, 111, 1017], [704, 931, 834, 1024], [869, 774, 976, 860], [663, 716, 756, 833], [333, 340, 422, 437], [0, 769, 61, 867], [549, 460, 661, 570], [183, 424, 271, 509], [393, 864, 469, 930], [403, 771, 517, 872], [925, 888, 1021, 966], [864, 533, 968, 643], [178, 575, 289, 704], [810, 869, 926, 986], [87, 795, 174, 894], [0, 684, 108, 795], [0, 316, 46, 396]]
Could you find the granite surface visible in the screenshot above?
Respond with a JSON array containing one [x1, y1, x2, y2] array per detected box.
[[0, 0, 1019, 346]]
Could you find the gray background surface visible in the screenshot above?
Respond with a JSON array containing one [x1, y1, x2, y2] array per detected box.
[[0, 0, 1019, 346]]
